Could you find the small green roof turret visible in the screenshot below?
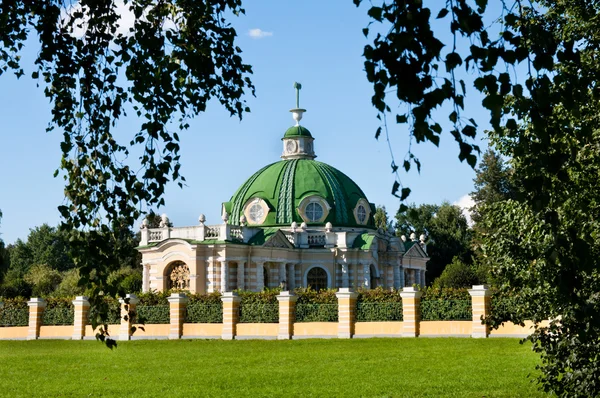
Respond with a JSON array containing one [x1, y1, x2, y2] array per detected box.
[[283, 125, 313, 138]]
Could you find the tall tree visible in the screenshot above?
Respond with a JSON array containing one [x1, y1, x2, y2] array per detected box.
[[396, 202, 472, 282], [374, 205, 392, 230], [356, 1, 600, 395], [470, 149, 515, 225]]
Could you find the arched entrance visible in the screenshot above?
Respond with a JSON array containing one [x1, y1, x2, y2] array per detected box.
[[165, 261, 190, 290], [370, 264, 378, 289], [307, 266, 328, 291]]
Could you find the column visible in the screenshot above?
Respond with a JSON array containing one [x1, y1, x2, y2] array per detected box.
[[27, 298, 47, 340], [421, 270, 426, 287], [220, 261, 228, 292], [393, 265, 402, 289], [469, 285, 491, 338], [256, 262, 264, 291], [142, 264, 150, 293], [400, 287, 422, 337], [415, 269, 421, 286], [207, 259, 216, 293], [168, 293, 188, 340], [279, 262, 286, 288], [341, 262, 349, 288], [363, 263, 370, 288], [288, 264, 296, 290], [118, 294, 139, 341], [72, 296, 90, 340], [336, 288, 358, 339], [237, 261, 245, 290], [277, 291, 298, 340], [221, 292, 240, 340]]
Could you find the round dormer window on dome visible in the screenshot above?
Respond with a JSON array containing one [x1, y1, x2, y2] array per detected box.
[[354, 198, 371, 225], [243, 198, 269, 225], [298, 195, 330, 224]]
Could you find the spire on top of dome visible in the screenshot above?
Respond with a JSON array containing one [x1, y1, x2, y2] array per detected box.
[[290, 82, 306, 126]]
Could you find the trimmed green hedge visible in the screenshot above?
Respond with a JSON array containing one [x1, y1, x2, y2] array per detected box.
[[42, 298, 75, 326], [355, 287, 403, 322], [420, 287, 472, 321], [0, 297, 28, 327], [136, 305, 170, 324], [186, 293, 223, 323], [294, 288, 338, 322], [237, 290, 279, 323]]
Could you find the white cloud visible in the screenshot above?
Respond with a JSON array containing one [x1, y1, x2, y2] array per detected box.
[[453, 194, 475, 226], [248, 28, 273, 39]]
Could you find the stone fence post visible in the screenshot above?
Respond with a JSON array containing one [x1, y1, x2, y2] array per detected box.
[[72, 296, 90, 340], [336, 288, 358, 339], [27, 298, 47, 340], [400, 287, 422, 337], [221, 292, 240, 340], [277, 291, 297, 340], [168, 293, 188, 340], [469, 285, 491, 338], [119, 294, 140, 341]]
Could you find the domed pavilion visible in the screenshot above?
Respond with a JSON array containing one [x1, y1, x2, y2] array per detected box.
[[138, 87, 428, 293]]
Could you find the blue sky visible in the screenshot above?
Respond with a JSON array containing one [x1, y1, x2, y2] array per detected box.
[[0, 1, 490, 244]]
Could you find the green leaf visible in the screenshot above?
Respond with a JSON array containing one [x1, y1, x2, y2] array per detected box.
[[437, 9, 449, 19]]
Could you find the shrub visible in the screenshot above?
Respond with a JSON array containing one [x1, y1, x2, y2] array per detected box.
[[136, 304, 170, 324], [107, 267, 143, 294], [0, 269, 31, 298], [42, 297, 74, 325], [0, 297, 28, 327], [356, 287, 403, 322], [238, 289, 279, 323], [294, 288, 338, 322], [433, 257, 478, 289], [421, 287, 471, 321], [186, 292, 222, 323]]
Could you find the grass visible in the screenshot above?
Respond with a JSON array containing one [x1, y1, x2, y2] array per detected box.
[[0, 338, 546, 397]]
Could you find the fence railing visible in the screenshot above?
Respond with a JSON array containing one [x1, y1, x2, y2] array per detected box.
[[186, 303, 223, 323], [136, 305, 170, 324], [295, 303, 338, 322], [356, 302, 403, 322], [1, 286, 523, 340], [420, 299, 472, 321], [239, 303, 279, 323]]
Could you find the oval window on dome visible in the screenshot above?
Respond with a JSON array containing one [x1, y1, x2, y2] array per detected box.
[[357, 205, 367, 223], [354, 199, 371, 225], [243, 198, 269, 225], [306, 202, 324, 222]]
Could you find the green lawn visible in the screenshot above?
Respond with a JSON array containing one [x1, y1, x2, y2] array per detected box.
[[0, 338, 546, 397]]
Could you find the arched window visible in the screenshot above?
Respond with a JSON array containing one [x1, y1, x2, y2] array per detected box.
[[307, 267, 328, 291], [166, 261, 190, 290], [370, 264, 377, 289]]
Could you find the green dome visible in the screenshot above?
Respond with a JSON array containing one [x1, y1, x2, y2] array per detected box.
[[224, 159, 375, 228], [283, 125, 313, 139]]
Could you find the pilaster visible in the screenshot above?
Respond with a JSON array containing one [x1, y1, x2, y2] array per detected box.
[[72, 296, 90, 340], [27, 298, 47, 340], [276, 291, 298, 340], [220, 261, 228, 292], [221, 292, 241, 340], [400, 287, 422, 337], [468, 285, 491, 338], [237, 261, 245, 290], [336, 288, 358, 339], [119, 294, 140, 341], [168, 293, 188, 340], [255, 262, 264, 291]]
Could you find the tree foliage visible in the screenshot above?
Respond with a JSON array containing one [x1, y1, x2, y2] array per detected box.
[[358, 0, 600, 395], [396, 202, 472, 282], [0, 0, 253, 342]]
